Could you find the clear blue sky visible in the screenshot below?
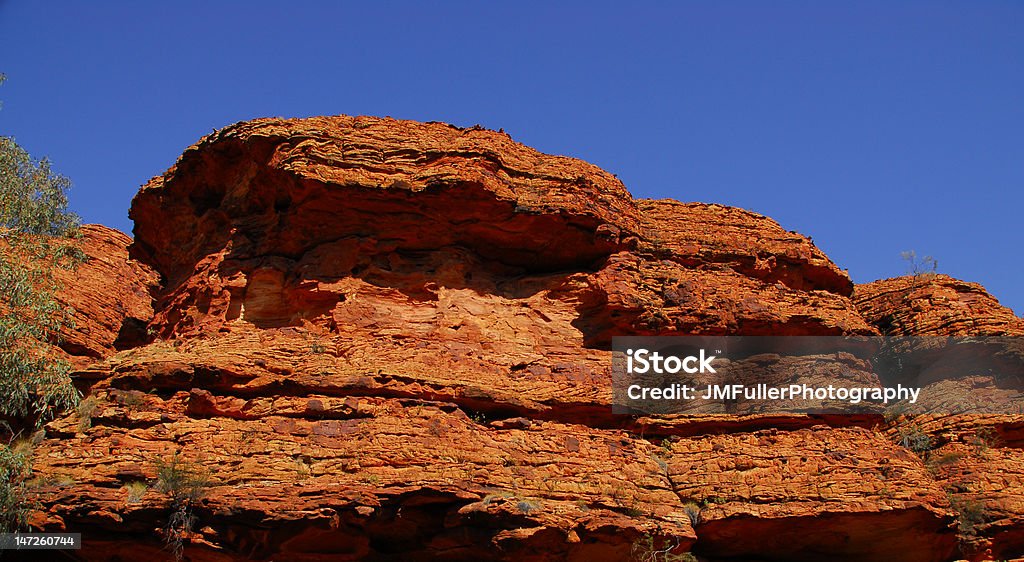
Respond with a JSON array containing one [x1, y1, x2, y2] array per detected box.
[[1, 1, 1021, 315]]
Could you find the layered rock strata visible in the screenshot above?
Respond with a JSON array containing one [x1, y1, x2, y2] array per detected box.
[[14, 116, 1022, 561]]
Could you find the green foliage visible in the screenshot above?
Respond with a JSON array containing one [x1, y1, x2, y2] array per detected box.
[[155, 453, 211, 561], [0, 74, 83, 426], [155, 453, 210, 505], [516, 499, 541, 514], [0, 75, 82, 534], [897, 424, 933, 454], [0, 439, 32, 532], [882, 402, 910, 424], [683, 502, 702, 526], [468, 410, 488, 425], [950, 495, 988, 536], [700, 496, 726, 507], [926, 451, 965, 473], [123, 480, 148, 504], [967, 427, 1000, 455], [0, 142, 78, 236]]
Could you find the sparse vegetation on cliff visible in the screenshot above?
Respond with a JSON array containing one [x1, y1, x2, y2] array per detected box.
[[901, 250, 938, 280], [155, 453, 211, 561], [631, 534, 692, 562], [950, 495, 989, 536], [123, 480, 148, 504], [76, 395, 99, 432]]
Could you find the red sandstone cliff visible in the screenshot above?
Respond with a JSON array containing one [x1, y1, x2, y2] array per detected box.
[[52, 225, 160, 365], [14, 116, 1023, 561]]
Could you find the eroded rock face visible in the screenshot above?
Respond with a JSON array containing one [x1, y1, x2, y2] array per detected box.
[[127, 116, 870, 344], [668, 426, 956, 562], [638, 200, 854, 295], [55, 225, 159, 362], [855, 276, 1024, 560], [21, 116, 1024, 561], [905, 416, 1024, 561], [129, 116, 640, 337], [854, 274, 1024, 337]]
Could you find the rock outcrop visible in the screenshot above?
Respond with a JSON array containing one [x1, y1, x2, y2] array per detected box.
[[855, 274, 1024, 337], [128, 116, 639, 339], [855, 275, 1024, 560], [17, 116, 1023, 561], [638, 199, 853, 295]]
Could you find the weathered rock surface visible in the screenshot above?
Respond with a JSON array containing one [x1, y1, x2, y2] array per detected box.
[[129, 116, 640, 339], [855, 274, 1024, 337], [54, 225, 159, 363], [638, 199, 854, 295], [16, 116, 1024, 561], [127, 116, 871, 342], [37, 383, 692, 562], [855, 276, 1024, 560], [667, 426, 956, 562]]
